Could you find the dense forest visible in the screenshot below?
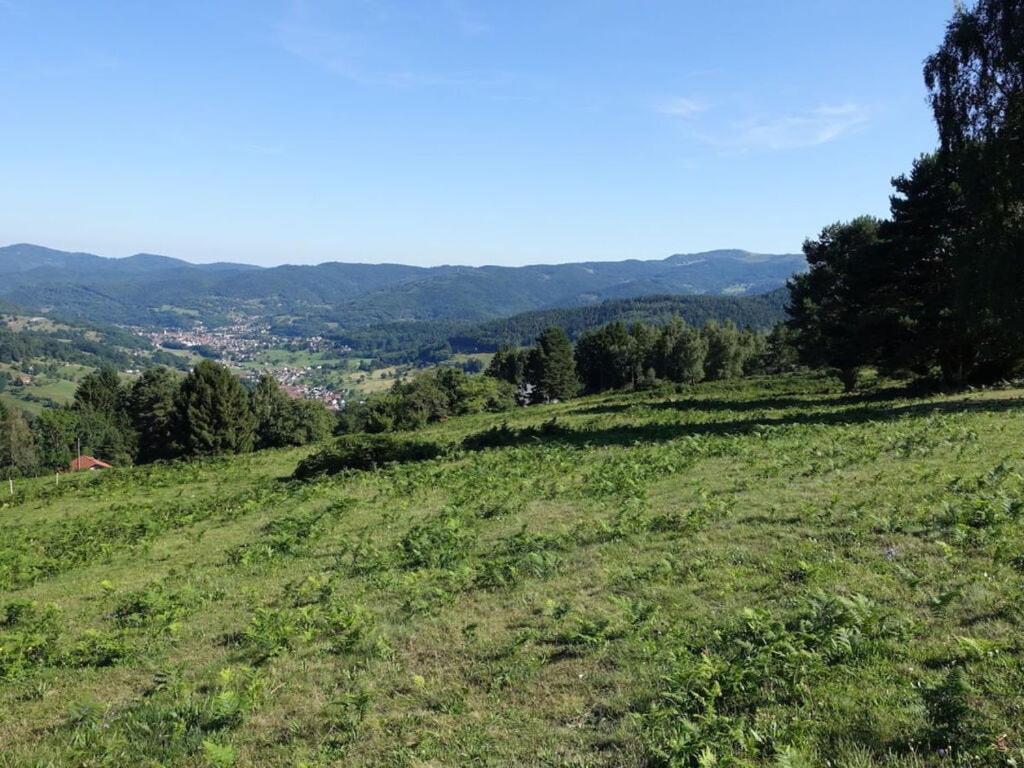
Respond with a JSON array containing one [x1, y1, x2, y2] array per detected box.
[[317, 290, 787, 365]]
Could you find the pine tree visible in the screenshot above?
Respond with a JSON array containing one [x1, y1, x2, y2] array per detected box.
[[128, 367, 180, 463], [786, 217, 885, 390], [173, 360, 255, 457], [527, 326, 578, 403], [72, 366, 135, 464], [574, 322, 633, 393]]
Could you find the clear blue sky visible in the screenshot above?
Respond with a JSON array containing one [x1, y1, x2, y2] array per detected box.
[[0, 1, 954, 266]]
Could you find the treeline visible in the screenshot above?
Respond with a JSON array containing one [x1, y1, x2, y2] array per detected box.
[[332, 319, 796, 442], [462, 290, 788, 352], [0, 361, 333, 477], [316, 291, 789, 368], [488, 320, 796, 400], [788, 0, 1024, 389]]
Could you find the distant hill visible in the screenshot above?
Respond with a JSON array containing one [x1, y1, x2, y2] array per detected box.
[[0, 243, 805, 328], [453, 290, 790, 349], [0, 243, 259, 277], [326, 290, 790, 364]]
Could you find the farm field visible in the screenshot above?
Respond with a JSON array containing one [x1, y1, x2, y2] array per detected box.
[[0, 362, 92, 414], [2, 373, 1024, 766]]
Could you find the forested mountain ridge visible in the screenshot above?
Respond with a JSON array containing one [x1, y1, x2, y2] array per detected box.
[[0, 243, 803, 328], [327, 290, 789, 363]]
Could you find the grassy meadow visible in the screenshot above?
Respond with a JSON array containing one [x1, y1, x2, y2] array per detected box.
[[2, 373, 1024, 766]]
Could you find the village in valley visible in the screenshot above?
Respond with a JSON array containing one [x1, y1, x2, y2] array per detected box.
[[140, 320, 352, 410]]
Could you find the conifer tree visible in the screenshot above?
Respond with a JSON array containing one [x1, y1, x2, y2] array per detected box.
[[528, 326, 578, 402], [72, 366, 135, 463], [173, 360, 255, 457], [128, 367, 180, 463], [787, 217, 885, 390]]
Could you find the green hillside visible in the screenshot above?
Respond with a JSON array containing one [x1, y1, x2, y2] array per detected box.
[[0, 312, 190, 414], [315, 291, 788, 365], [2, 373, 1023, 766]]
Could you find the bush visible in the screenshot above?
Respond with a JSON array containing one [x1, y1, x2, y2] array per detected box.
[[294, 434, 449, 478], [461, 418, 571, 451]]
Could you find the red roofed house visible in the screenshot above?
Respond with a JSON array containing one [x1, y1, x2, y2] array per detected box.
[[69, 455, 113, 472]]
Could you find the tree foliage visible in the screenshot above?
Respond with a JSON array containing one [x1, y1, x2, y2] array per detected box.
[[0, 401, 37, 477], [790, 1, 1024, 388], [653, 318, 708, 385], [787, 217, 886, 390], [173, 361, 255, 457], [528, 327, 579, 403], [129, 367, 180, 463]]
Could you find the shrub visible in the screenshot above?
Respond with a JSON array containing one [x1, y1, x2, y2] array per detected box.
[[293, 434, 449, 478], [461, 418, 571, 451]]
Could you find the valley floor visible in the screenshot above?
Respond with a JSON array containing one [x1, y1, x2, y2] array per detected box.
[[2, 373, 1024, 766]]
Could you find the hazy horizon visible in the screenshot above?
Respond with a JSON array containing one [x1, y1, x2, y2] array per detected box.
[[1, 240, 804, 271]]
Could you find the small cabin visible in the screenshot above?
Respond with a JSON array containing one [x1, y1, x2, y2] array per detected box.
[[69, 456, 113, 472]]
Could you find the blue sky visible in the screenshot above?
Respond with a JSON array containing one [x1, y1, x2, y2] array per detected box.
[[0, 1, 954, 266]]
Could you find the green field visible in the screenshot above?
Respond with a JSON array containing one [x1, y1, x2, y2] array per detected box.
[[0, 362, 92, 414], [2, 373, 1024, 766], [244, 349, 336, 369]]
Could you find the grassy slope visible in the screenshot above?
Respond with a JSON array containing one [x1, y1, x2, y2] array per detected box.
[[2, 373, 1024, 766]]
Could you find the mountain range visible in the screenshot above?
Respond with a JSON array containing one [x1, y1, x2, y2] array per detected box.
[[0, 243, 805, 329]]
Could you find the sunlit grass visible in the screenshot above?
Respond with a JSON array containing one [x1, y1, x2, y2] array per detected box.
[[2, 372, 1023, 766]]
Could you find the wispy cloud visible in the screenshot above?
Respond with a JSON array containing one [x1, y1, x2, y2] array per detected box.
[[277, 0, 494, 88], [656, 97, 708, 118], [730, 104, 869, 150], [695, 103, 870, 152]]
